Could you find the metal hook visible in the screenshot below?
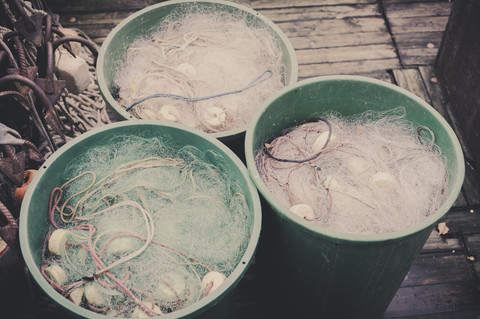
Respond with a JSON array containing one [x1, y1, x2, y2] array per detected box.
[[0, 74, 65, 142]]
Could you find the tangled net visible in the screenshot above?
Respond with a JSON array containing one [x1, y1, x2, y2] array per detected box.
[[256, 107, 449, 234], [41, 136, 251, 317], [114, 6, 286, 133]]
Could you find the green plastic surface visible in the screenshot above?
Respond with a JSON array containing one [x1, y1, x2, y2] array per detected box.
[[96, 0, 298, 145], [19, 120, 262, 319], [244, 75, 465, 318]]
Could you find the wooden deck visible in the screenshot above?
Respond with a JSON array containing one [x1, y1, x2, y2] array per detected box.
[[8, 0, 480, 317]]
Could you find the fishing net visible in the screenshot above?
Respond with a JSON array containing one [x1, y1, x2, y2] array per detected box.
[[113, 5, 285, 133], [41, 136, 251, 317], [255, 107, 449, 234]]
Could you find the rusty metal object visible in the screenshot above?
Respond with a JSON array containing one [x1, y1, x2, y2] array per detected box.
[[10, 0, 43, 46], [0, 83, 56, 152], [12, 12, 43, 47], [0, 147, 25, 187], [2, 32, 39, 92], [0, 74, 65, 141], [22, 139, 43, 162], [0, 8, 104, 253], [0, 90, 30, 112], [35, 15, 66, 105], [6, 65, 38, 94], [12, 0, 36, 33], [6, 27, 78, 57], [0, 50, 6, 66], [53, 36, 99, 66], [0, 11, 102, 153], [50, 27, 75, 57]]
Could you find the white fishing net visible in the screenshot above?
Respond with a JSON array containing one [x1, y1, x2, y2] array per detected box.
[[256, 107, 449, 234], [114, 6, 286, 133], [41, 135, 251, 316]]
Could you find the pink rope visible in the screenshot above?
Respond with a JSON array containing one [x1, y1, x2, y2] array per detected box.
[[82, 224, 158, 316], [86, 302, 108, 313], [48, 187, 63, 229], [131, 287, 156, 311]]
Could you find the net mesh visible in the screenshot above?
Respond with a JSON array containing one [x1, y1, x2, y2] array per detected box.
[[256, 107, 449, 234], [114, 6, 286, 133], [41, 136, 251, 316]]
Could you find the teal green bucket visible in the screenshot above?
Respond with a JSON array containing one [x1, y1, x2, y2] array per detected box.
[[244, 75, 465, 318], [96, 0, 298, 158], [19, 121, 261, 319]]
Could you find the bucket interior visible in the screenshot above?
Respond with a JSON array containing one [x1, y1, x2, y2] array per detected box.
[[246, 75, 465, 242], [20, 121, 261, 318], [97, 0, 298, 141]]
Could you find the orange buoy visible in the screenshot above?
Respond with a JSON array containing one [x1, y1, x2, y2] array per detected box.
[[15, 169, 37, 204]]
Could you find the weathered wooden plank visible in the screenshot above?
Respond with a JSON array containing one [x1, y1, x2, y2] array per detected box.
[[421, 229, 462, 252], [398, 48, 440, 66], [384, 1, 453, 19], [46, 0, 149, 13], [394, 31, 444, 49], [361, 71, 393, 83], [389, 16, 449, 34], [92, 37, 106, 46], [464, 234, 480, 279], [386, 281, 480, 317], [383, 0, 451, 4], [400, 253, 473, 287], [289, 31, 391, 49], [464, 234, 480, 259], [386, 310, 480, 319], [394, 32, 444, 66], [237, 0, 376, 10], [441, 209, 480, 235], [57, 4, 380, 27], [297, 44, 397, 64], [298, 58, 400, 78], [391, 69, 431, 103], [276, 17, 387, 37], [258, 4, 380, 22], [59, 11, 133, 26]]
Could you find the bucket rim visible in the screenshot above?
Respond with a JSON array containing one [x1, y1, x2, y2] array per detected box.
[[96, 0, 299, 142], [19, 120, 262, 318], [245, 74, 465, 244]]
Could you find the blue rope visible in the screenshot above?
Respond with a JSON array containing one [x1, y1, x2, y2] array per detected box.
[[125, 69, 273, 112]]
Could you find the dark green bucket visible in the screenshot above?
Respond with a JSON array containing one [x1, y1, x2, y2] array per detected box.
[[19, 121, 261, 319], [96, 0, 298, 159], [244, 75, 465, 318]]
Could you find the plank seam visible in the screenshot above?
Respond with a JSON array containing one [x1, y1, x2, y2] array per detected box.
[[376, 0, 404, 67]]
